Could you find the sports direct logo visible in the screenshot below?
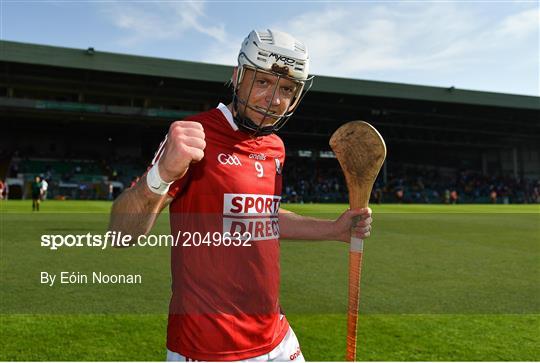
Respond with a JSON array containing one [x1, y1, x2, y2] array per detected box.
[[218, 153, 241, 166], [223, 194, 281, 241], [223, 194, 280, 216]]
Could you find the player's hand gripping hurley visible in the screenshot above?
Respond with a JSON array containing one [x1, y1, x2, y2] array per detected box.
[[330, 121, 386, 361]]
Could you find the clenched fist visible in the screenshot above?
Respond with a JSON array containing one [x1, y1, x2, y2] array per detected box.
[[333, 207, 373, 242], [158, 121, 206, 182]]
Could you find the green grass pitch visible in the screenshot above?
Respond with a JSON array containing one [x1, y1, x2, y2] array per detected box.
[[1, 200, 539, 361]]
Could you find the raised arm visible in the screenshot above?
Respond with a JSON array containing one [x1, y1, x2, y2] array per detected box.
[[108, 121, 206, 240], [278, 207, 372, 242]]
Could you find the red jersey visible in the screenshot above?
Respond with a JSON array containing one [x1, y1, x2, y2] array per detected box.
[[155, 104, 289, 361]]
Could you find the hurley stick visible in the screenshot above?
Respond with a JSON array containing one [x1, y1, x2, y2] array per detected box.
[[329, 121, 386, 361]]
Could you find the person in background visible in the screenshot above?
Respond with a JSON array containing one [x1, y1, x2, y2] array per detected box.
[[40, 178, 49, 201], [31, 176, 42, 211], [450, 189, 458, 204], [108, 182, 114, 201], [490, 189, 497, 204]]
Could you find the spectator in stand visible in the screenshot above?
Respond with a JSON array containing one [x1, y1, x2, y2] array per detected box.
[[431, 190, 439, 202], [533, 184, 540, 203], [0, 179, 4, 200], [373, 187, 382, 204], [290, 190, 298, 203], [444, 189, 450, 204], [490, 190, 497, 204], [108, 182, 114, 201], [395, 187, 404, 203], [450, 190, 458, 204]]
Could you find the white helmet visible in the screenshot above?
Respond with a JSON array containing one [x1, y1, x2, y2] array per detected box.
[[238, 29, 310, 80], [233, 29, 314, 135]]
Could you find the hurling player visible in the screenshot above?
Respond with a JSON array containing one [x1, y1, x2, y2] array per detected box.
[[109, 29, 373, 362]]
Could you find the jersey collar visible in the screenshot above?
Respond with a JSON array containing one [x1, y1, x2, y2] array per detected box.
[[217, 103, 238, 131]]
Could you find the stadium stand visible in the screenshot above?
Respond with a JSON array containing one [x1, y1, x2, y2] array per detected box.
[[1, 40, 538, 203]]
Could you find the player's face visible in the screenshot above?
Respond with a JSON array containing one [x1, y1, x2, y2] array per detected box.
[[236, 68, 299, 126]]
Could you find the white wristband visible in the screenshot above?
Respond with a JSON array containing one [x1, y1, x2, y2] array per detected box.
[[146, 163, 173, 195]]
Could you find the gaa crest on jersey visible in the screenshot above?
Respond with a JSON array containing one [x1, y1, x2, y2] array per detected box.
[[274, 158, 282, 175], [218, 153, 242, 166]]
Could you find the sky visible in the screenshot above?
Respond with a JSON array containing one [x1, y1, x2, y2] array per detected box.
[[1, 1, 538, 96]]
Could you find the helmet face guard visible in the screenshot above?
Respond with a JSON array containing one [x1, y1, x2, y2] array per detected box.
[[231, 29, 314, 136], [232, 63, 313, 136]]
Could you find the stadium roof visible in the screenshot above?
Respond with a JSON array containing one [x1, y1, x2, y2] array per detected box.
[[1, 40, 539, 110]]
